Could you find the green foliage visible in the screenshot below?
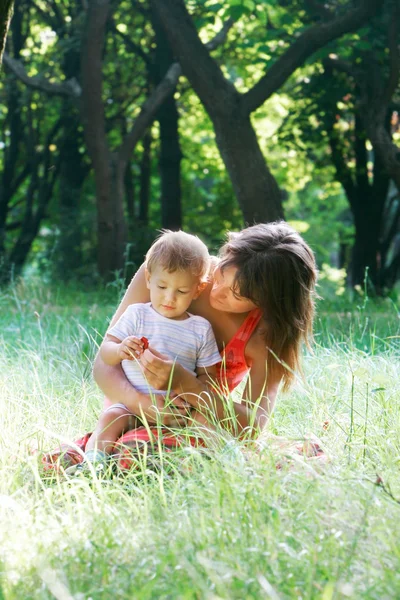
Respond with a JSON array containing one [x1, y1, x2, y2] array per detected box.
[[1, 0, 398, 287]]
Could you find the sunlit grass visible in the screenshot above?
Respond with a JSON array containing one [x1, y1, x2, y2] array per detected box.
[[0, 280, 400, 599]]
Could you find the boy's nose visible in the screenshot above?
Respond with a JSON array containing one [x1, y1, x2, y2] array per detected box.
[[165, 290, 176, 303]]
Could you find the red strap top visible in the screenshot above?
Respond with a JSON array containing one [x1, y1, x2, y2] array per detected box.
[[216, 309, 263, 392]]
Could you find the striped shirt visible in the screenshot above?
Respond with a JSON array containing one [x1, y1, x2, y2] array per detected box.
[[108, 303, 221, 394]]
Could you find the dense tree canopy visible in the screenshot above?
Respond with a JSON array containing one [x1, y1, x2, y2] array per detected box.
[[0, 0, 399, 294]]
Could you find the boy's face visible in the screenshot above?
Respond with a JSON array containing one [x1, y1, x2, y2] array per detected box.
[[145, 266, 206, 320]]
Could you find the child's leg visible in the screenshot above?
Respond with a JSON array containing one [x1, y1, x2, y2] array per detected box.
[[86, 404, 140, 455]]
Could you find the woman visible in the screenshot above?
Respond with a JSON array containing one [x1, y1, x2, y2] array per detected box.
[[42, 221, 318, 473], [93, 221, 317, 437]]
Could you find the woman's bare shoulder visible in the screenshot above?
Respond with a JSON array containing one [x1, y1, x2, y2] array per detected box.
[[109, 264, 150, 328], [246, 326, 269, 359]]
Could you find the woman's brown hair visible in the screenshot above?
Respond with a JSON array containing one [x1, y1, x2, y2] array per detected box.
[[219, 221, 317, 390]]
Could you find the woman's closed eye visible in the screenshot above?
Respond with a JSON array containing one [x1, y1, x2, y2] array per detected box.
[[230, 288, 243, 300]]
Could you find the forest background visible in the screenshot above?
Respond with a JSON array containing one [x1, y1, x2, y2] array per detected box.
[[1, 3, 400, 598], [0, 0, 399, 298]]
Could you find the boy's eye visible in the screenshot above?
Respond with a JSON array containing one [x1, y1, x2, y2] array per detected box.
[[178, 290, 189, 295], [158, 285, 166, 289]]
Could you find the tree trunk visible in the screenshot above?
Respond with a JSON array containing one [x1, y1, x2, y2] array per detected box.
[[125, 161, 136, 232], [152, 9, 182, 230], [139, 130, 152, 225], [159, 95, 182, 229], [80, 0, 127, 279], [57, 107, 86, 277], [213, 109, 283, 223], [94, 155, 127, 278], [152, 0, 380, 225], [0, 0, 13, 67], [350, 215, 378, 290], [151, 0, 283, 224]]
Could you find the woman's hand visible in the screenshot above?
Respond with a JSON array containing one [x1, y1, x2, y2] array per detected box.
[[143, 392, 191, 427], [139, 346, 177, 390]]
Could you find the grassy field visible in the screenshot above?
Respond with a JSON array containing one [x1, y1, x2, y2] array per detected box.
[[0, 279, 400, 599]]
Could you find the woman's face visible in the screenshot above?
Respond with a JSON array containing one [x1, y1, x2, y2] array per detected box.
[[210, 265, 258, 314]]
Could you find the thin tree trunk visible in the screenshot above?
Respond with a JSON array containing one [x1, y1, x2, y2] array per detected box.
[[159, 95, 182, 229], [152, 9, 182, 230], [125, 161, 136, 231], [57, 108, 86, 277], [80, 0, 127, 279], [0, 0, 13, 67], [350, 205, 382, 291], [139, 130, 152, 225]]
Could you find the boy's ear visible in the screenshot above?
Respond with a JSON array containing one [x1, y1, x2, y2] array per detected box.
[[144, 268, 151, 289], [194, 281, 208, 299]]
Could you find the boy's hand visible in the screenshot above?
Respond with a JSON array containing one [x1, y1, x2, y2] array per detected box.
[[118, 336, 147, 361]]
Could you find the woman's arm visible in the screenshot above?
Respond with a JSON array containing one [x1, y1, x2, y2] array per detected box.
[[139, 350, 279, 434]]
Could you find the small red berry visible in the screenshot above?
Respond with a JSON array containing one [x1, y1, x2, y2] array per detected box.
[[141, 336, 149, 350]]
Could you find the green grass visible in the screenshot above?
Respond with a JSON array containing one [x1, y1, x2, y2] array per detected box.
[[0, 279, 400, 599]]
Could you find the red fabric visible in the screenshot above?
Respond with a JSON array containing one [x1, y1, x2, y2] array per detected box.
[[41, 427, 204, 472], [216, 309, 262, 392]]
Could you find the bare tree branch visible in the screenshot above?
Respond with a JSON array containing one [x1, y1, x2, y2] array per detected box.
[[3, 52, 81, 98], [242, 0, 382, 115], [118, 63, 181, 166], [0, 0, 14, 68], [205, 17, 234, 52]]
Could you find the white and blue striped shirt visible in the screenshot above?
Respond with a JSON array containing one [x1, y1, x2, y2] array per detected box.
[[108, 303, 221, 394]]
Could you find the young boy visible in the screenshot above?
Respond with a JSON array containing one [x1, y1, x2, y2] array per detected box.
[[69, 231, 221, 473]]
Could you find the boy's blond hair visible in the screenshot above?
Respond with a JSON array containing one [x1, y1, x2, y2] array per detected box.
[[145, 230, 210, 280]]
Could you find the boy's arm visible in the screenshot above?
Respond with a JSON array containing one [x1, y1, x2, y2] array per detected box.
[[100, 335, 124, 366], [100, 334, 146, 366], [93, 264, 149, 394]]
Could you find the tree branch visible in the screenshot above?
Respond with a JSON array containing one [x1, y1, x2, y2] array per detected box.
[[117, 17, 235, 167], [3, 52, 81, 98], [303, 0, 334, 21], [205, 17, 234, 52], [151, 0, 238, 117], [118, 63, 181, 166], [242, 0, 382, 115]]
